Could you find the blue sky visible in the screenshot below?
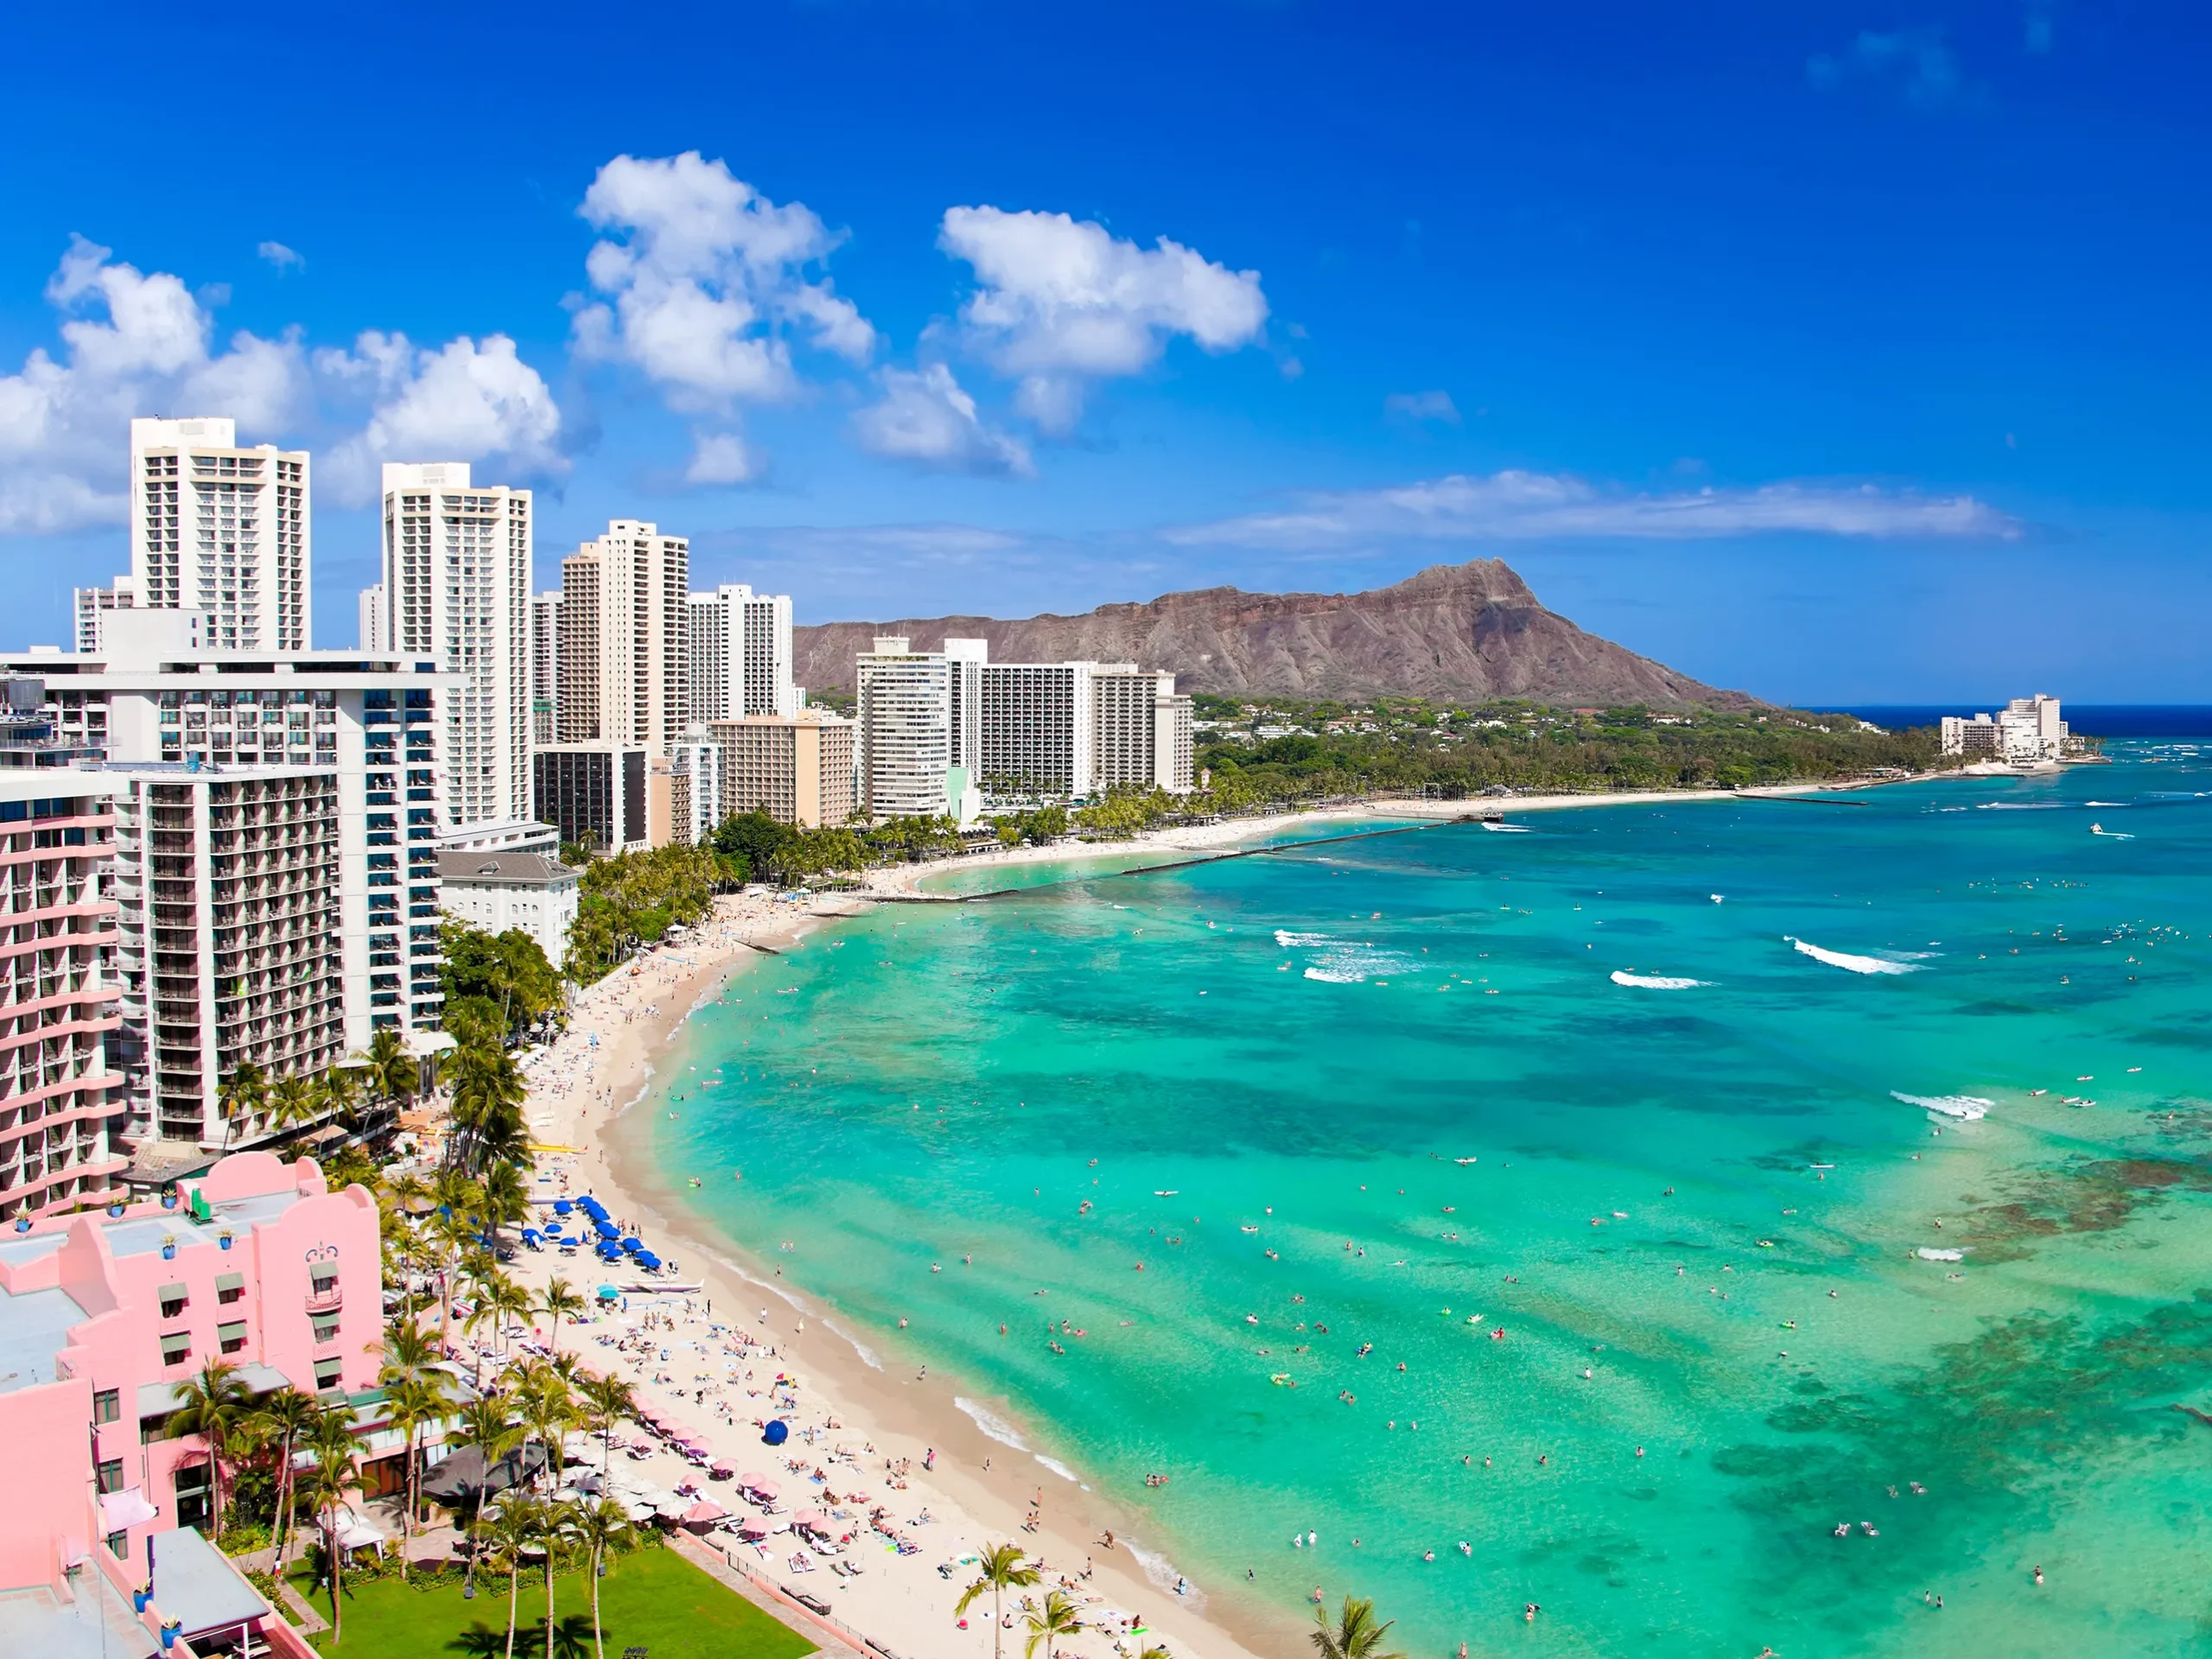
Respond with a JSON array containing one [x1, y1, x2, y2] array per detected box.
[[1, 1, 2205, 702]]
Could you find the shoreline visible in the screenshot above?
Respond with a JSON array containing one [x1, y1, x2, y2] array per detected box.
[[508, 895, 1288, 1659], [856, 772, 1965, 898]]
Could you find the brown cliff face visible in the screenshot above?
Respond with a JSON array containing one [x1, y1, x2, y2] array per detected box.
[[793, 559, 1753, 709]]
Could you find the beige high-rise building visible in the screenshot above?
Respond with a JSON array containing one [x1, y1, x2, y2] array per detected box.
[[530, 591, 561, 745], [1093, 668, 1196, 793], [379, 462, 533, 832], [708, 710, 856, 829], [556, 520, 688, 756], [124, 416, 312, 651]]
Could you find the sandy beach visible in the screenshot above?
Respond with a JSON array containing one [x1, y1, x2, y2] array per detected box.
[[486, 887, 1287, 1659]]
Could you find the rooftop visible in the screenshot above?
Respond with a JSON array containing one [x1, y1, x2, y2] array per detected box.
[[0, 1282, 89, 1395], [436, 849, 581, 887], [0, 1577, 159, 1659], [144, 1527, 271, 1639]]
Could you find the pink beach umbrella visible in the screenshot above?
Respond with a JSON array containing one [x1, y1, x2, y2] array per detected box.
[[791, 1508, 827, 1532], [737, 1471, 769, 1491], [681, 1499, 728, 1531]]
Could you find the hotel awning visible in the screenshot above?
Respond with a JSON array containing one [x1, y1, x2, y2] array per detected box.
[[158, 1283, 187, 1302], [137, 1363, 291, 1420], [217, 1321, 248, 1344], [215, 1273, 245, 1294]]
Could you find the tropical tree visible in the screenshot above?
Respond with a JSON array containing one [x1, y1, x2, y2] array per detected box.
[[163, 1358, 256, 1539], [481, 1160, 533, 1252], [251, 1387, 321, 1569], [218, 1060, 269, 1138], [484, 1494, 541, 1659], [298, 1433, 359, 1644], [383, 1370, 453, 1580], [449, 1043, 531, 1173], [955, 1542, 1042, 1659], [515, 1363, 578, 1495], [378, 1313, 441, 1387], [1310, 1595, 1404, 1659], [452, 1395, 524, 1597], [536, 1498, 582, 1659], [362, 1026, 417, 1109], [1022, 1588, 1084, 1659], [569, 1497, 634, 1659], [575, 1370, 637, 1484], [540, 1278, 585, 1354], [319, 1064, 362, 1128], [266, 1071, 319, 1135]]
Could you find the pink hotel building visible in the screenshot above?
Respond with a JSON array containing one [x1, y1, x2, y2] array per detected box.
[[0, 1149, 377, 1655]]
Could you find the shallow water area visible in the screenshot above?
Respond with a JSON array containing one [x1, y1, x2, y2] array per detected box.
[[656, 745, 2212, 1656]]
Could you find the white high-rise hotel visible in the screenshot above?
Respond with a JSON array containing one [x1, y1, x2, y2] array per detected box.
[[75, 417, 312, 652], [372, 463, 534, 832], [687, 584, 799, 721]]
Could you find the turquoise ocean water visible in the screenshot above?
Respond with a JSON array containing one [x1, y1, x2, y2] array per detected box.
[[654, 745, 2212, 1656]]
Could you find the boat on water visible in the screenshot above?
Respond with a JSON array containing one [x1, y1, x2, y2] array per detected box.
[[2089, 823, 2135, 839], [1154, 1189, 1179, 1197], [1478, 820, 1531, 833]]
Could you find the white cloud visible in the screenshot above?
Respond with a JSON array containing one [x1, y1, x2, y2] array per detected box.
[[316, 331, 563, 502], [938, 206, 1268, 432], [1385, 390, 1459, 424], [1808, 30, 1967, 107], [257, 241, 305, 274], [0, 236, 305, 533], [685, 430, 764, 486], [850, 365, 1033, 477], [1167, 470, 2020, 550], [572, 151, 874, 410]]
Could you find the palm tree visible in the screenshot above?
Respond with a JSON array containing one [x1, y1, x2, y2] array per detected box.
[[252, 1387, 321, 1570], [536, 1498, 581, 1659], [486, 1495, 542, 1659], [517, 1368, 578, 1497], [319, 1063, 362, 1128], [363, 1026, 417, 1109], [218, 1059, 269, 1143], [378, 1313, 441, 1388], [493, 1276, 539, 1361], [1310, 1595, 1404, 1659], [575, 1371, 636, 1484], [955, 1542, 1042, 1659], [481, 1160, 532, 1255], [1021, 1588, 1084, 1658], [449, 1043, 530, 1173], [539, 1278, 585, 1355], [383, 1370, 452, 1580], [268, 1071, 319, 1136], [299, 1440, 359, 1644], [163, 1357, 255, 1540], [569, 1497, 633, 1659], [452, 1395, 524, 1597]]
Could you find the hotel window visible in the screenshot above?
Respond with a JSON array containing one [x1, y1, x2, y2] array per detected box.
[[160, 1332, 191, 1366], [158, 1283, 188, 1319], [313, 1358, 343, 1392], [217, 1319, 249, 1356], [106, 1529, 129, 1560], [92, 1388, 120, 1424], [312, 1315, 340, 1344], [215, 1272, 245, 1306], [96, 1458, 124, 1494]]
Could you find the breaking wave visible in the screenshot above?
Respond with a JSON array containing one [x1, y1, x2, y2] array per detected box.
[[1610, 970, 1711, 989], [1891, 1091, 1992, 1120], [1788, 938, 1922, 975], [954, 1398, 1029, 1451]]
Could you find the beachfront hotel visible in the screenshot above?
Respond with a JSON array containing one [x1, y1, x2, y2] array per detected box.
[[0, 620, 458, 1159], [533, 741, 649, 854], [1941, 694, 2071, 763], [1093, 667, 1197, 795], [854, 636, 983, 823], [0, 771, 128, 1224], [0, 1150, 378, 1656], [73, 417, 314, 656], [707, 708, 857, 829]]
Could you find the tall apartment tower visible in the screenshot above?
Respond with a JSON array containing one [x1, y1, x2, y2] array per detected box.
[[1093, 669, 1196, 793], [379, 463, 533, 831], [530, 592, 561, 745], [686, 584, 799, 721], [555, 520, 688, 756], [855, 637, 982, 823], [124, 416, 312, 651]]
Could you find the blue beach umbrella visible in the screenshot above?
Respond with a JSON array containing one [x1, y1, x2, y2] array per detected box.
[[554, 1199, 573, 1216], [621, 1237, 643, 1254], [594, 1219, 619, 1238], [761, 1420, 789, 1446], [596, 1285, 620, 1300], [638, 1253, 660, 1269]]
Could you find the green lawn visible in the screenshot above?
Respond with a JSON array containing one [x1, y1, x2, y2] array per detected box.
[[291, 1542, 815, 1659]]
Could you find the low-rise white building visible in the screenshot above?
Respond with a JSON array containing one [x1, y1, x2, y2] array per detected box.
[[436, 849, 581, 968]]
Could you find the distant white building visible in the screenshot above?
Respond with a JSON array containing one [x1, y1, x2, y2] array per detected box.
[[121, 416, 313, 652], [357, 582, 385, 651], [530, 591, 561, 746], [1942, 695, 2068, 763]]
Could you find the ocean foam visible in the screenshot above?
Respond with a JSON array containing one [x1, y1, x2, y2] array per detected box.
[[1033, 1454, 1079, 1483], [821, 1317, 883, 1371], [1891, 1091, 1992, 1120], [1274, 930, 1334, 948], [1124, 1538, 1205, 1608], [954, 1397, 1029, 1451], [1788, 938, 1920, 975], [1916, 1247, 1965, 1262], [1610, 970, 1710, 989]]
